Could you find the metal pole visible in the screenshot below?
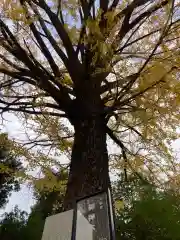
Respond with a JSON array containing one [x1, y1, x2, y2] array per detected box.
[[107, 188, 116, 240], [71, 204, 77, 240]]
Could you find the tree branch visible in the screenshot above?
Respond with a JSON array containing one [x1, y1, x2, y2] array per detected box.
[[29, 2, 69, 70], [109, 0, 119, 11], [37, 0, 83, 83], [0, 105, 66, 117], [57, 0, 64, 24], [100, 0, 109, 13], [101, 73, 139, 94], [0, 98, 61, 111], [112, 0, 169, 50], [116, 19, 180, 53], [0, 18, 72, 110], [20, 2, 61, 77], [0, 54, 28, 72], [80, 0, 94, 21], [0, 68, 36, 85], [106, 126, 128, 181], [0, 68, 71, 113], [118, 67, 177, 107]]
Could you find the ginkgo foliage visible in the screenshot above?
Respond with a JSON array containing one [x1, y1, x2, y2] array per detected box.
[[0, 0, 180, 208]]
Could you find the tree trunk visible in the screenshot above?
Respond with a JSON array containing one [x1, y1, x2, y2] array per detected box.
[[64, 114, 109, 210]]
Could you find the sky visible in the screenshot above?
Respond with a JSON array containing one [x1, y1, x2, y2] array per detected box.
[[0, 184, 36, 216]]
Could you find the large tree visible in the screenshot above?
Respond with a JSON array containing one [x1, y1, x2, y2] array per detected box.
[[0, 0, 179, 209]]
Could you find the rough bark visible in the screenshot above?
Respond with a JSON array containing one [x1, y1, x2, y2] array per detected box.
[[64, 113, 109, 210]]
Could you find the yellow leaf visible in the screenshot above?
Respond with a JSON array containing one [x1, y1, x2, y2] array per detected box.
[[115, 199, 124, 211]]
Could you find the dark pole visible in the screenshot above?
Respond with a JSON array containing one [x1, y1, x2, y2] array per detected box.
[[107, 188, 116, 240], [71, 203, 77, 240]]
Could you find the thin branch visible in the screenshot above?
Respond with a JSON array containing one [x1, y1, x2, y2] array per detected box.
[[116, 19, 180, 53], [57, 0, 64, 25], [29, 2, 69, 70], [37, 0, 83, 83], [22, 39, 53, 79], [0, 77, 21, 88], [22, 136, 72, 147], [78, 5, 83, 23], [138, 0, 175, 74], [112, 0, 169, 51], [75, 25, 86, 58], [106, 126, 128, 181], [117, 15, 150, 53], [110, 7, 174, 108], [0, 98, 61, 111], [80, 0, 92, 21], [100, 0, 109, 13], [119, 67, 177, 107], [0, 19, 72, 110], [0, 20, 39, 72], [0, 68, 71, 112], [0, 106, 66, 117], [109, 0, 119, 11], [128, 0, 169, 30], [0, 68, 36, 85], [1, 93, 50, 99], [120, 120, 144, 138], [20, 2, 61, 77], [0, 54, 27, 72], [101, 73, 139, 94]]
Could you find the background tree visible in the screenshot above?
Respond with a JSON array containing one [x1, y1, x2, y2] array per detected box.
[[24, 167, 67, 240], [0, 133, 22, 208], [0, 167, 67, 240], [0, 206, 27, 240], [0, 0, 179, 209], [115, 176, 180, 240]]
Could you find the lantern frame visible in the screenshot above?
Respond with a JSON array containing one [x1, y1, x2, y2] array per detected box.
[[71, 188, 116, 240]]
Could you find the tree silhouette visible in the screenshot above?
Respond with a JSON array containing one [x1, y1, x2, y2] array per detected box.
[[0, 133, 22, 208]]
